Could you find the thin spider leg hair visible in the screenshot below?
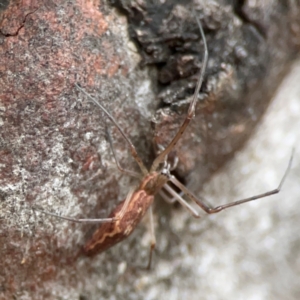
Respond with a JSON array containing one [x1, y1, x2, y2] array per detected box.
[[151, 15, 208, 172], [75, 83, 148, 175], [169, 149, 294, 214]]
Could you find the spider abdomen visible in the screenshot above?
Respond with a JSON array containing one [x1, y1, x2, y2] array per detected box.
[[84, 190, 154, 256]]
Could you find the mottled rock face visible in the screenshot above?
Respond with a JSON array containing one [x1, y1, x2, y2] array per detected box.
[[115, 0, 300, 183], [1, 0, 300, 299]]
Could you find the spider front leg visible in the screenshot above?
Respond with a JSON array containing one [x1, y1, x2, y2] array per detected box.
[[150, 15, 208, 172]]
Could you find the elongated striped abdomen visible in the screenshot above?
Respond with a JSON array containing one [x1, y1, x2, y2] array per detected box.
[[84, 190, 154, 256]]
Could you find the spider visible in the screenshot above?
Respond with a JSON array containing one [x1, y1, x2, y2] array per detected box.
[[35, 14, 293, 268]]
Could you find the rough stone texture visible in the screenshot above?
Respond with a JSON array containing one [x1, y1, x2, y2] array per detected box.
[[114, 0, 300, 183], [0, 0, 156, 298], [0, 0, 300, 299]]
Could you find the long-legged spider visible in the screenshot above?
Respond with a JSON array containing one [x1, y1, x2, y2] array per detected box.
[[35, 14, 293, 267]]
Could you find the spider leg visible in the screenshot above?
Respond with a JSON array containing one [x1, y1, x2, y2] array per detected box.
[[159, 184, 178, 204], [105, 126, 140, 178], [146, 206, 156, 270], [33, 188, 135, 223], [151, 15, 208, 172], [75, 83, 148, 175], [169, 150, 293, 214], [163, 182, 200, 218]]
